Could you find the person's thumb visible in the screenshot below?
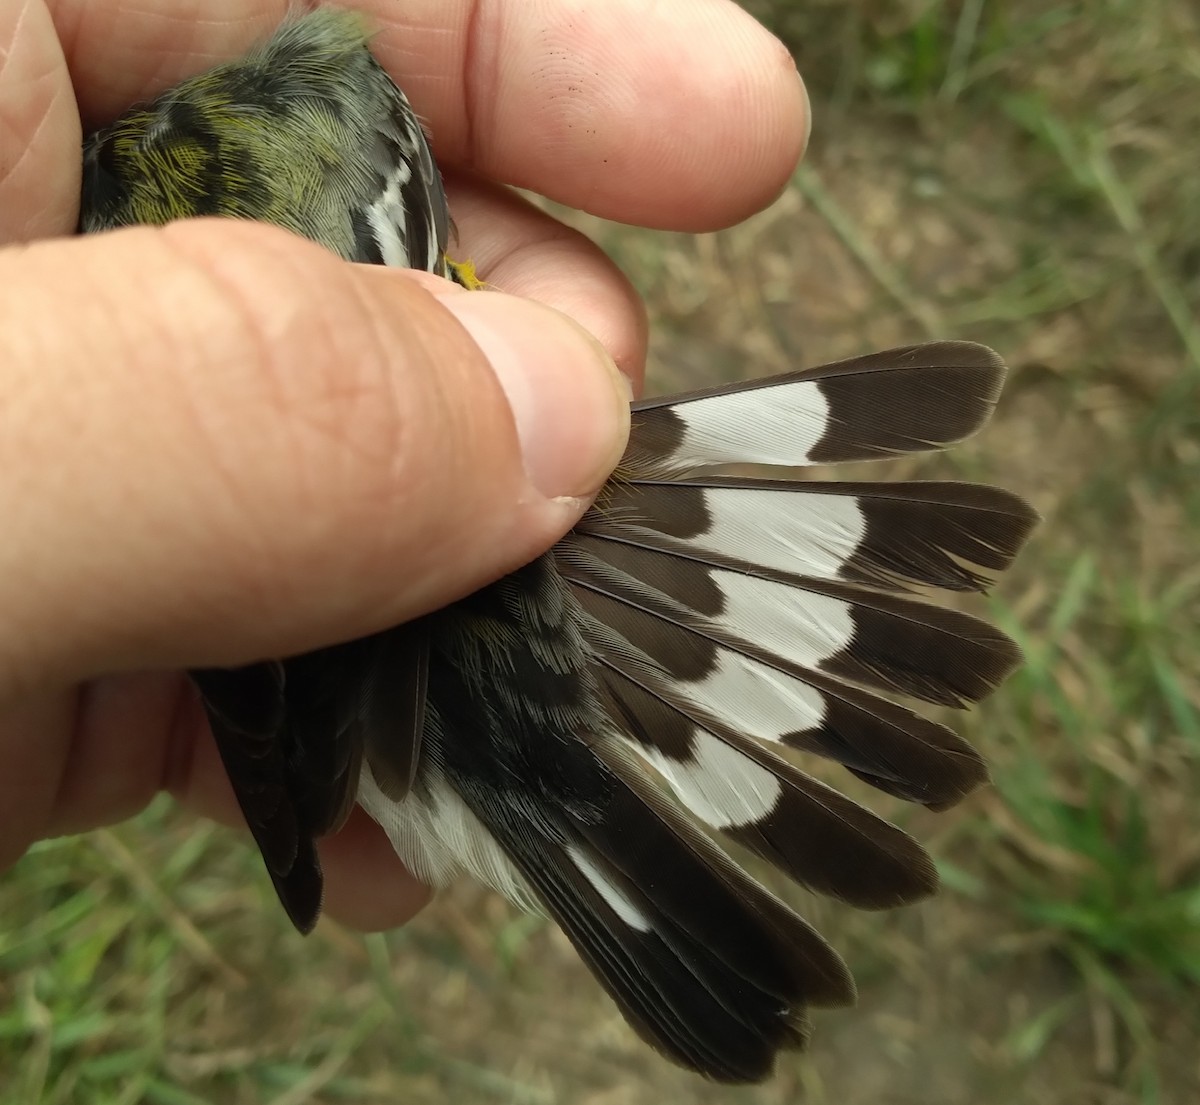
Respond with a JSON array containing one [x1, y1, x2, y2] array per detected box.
[[0, 220, 630, 698]]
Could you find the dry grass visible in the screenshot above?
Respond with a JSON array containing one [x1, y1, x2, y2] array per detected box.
[[3, 2, 1199, 1103]]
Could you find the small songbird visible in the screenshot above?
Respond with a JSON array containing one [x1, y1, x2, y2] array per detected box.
[[79, 7, 1038, 1083]]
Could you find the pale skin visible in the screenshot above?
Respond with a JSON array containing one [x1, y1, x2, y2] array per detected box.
[[0, 0, 810, 929]]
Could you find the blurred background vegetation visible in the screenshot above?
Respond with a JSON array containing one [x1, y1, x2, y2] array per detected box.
[[3, 1, 1198, 1102]]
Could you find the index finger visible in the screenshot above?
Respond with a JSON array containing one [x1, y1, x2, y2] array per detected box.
[[373, 0, 809, 230], [51, 0, 808, 232]]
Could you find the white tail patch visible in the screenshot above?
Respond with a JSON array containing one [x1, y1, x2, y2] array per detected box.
[[710, 568, 856, 667], [687, 488, 866, 578], [683, 650, 826, 743], [670, 380, 830, 469], [566, 847, 653, 932], [638, 730, 783, 830]]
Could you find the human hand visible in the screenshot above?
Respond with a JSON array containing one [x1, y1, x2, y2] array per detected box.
[[0, 0, 810, 930]]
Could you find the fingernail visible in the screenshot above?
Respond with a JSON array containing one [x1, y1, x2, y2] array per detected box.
[[446, 293, 631, 500], [798, 72, 813, 157]]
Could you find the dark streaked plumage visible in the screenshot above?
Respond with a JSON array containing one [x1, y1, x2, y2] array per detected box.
[[78, 8, 1038, 1083]]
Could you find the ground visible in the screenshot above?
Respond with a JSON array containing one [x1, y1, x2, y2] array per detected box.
[[3, 2, 1198, 1103]]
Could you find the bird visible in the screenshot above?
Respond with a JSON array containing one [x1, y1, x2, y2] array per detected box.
[[79, 7, 1038, 1083]]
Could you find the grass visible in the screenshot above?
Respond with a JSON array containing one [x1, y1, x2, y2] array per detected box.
[[3, 1, 1199, 1102]]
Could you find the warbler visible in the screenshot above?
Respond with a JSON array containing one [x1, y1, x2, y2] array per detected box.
[[79, 7, 1037, 1084]]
